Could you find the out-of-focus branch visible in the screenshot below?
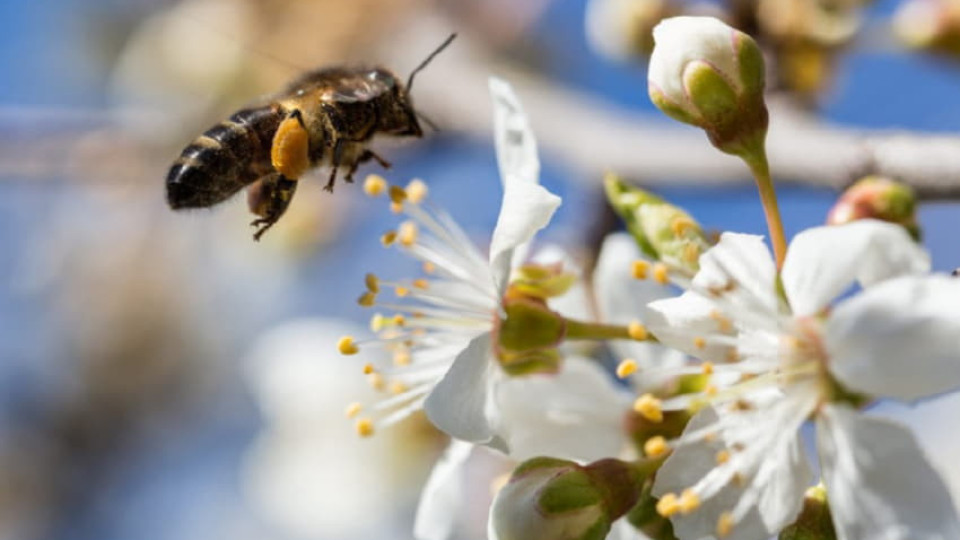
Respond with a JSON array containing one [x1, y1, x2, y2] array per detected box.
[[389, 16, 960, 200]]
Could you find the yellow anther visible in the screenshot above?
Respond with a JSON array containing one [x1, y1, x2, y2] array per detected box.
[[395, 286, 410, 297], [716, 449, 731, 464], [717, 512, 734, 537], [345, 402, 363, 419], [671, 217, 695, 237], [399, 221, 418, 247], [367, 372, 385, 391], [355, 418, 375, 437], [389, 185, 407, 204], [732, 472, 746, 488], [703, 432, 718, 443], [370, 313, 386, 332], [392, 314, 406, 326], [628, 321, 649, 341], [338, 336, 359, 355], [710, 310, 733, 333], [656, 493, 680, 517], [679, 489, 701, 514], [701, 361, 714, 375], [631, 260, 650, 280], [616, 359, 638, 379], [405, 179, 429, 203], [726, 349, 740, 363], [393, 350, 411, 366], [389, 381, 408, 395], [705, 384, 718, 397], [362, 363, 375, 375], [364, 273, 380, 293], [390, 201, 404, 214], [693, 336, 706, 350], [644, 435, 670, 458], [357, 291, 377, 307], [653, 263, 670, 285], [683, 243, 701, 265], [422, 261, 436, 274], [363, 174, 388, 197], [381, 230, 398, 246], [633, 393, 664, 423], [413, 278, 429, 290]]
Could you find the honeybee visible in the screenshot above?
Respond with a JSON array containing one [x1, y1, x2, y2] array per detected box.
[[165, 34, 456, 240]]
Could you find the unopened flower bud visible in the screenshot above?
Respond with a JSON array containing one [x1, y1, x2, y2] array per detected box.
[[827, 176, 920, 239], [778, 484, 837, 540], [648, 16, 768, 157], [489, 457, 645, 540], [586, 0, 679, 60], [604, 174, 709, 275]]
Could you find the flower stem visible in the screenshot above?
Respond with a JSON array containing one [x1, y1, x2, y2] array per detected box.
[[743, 149, 787, 269]]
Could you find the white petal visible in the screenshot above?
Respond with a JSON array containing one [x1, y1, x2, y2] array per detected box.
[[693, 232, 778, 321], [826, 275, 960, 402], [424, 333, 496, 443], [492, 357, 630, 462], [653, 406, 810, 540], [490, 77, 540, 187], [646, 291, 736, 364], [488, 180, 562, 294], [414, 440, 474, 540], [782, 220, 930, 316], [817, 404, 960, 540]]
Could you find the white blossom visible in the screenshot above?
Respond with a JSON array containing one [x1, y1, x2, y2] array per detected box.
[[632, 220, 960, 539]]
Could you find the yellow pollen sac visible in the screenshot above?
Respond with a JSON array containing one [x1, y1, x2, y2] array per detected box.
[[367, 372, 385, 391], [710, 310, 733, 333], [693, 336, 707, 350], [616, 359, 638, 379], [726, 349, 740, 363], [365, 273, 380, 293], [413, 278, 429, 290], [345, 402, 363, 418], [398, 221, 418, 247], [631, 260, 650, 280], [362, 363, 375, 375], [393, 350, 411, 366], [644, 435, 670, 458], [732, 472, 746, 488], [703, 432, 718, 443], [390, 201, 404, 214], [381, 230, 398, 246], [389, 381, 408, 395], [634, 393, 664, 423], [704, 384, 718, 397], [357, 291, 377, 307], [653, 263, 670, 285], [656, 493, 680, 517], [395, 286, 410, 297], [701, 361, 715, 375], [271, 114, 310, 180], [338, 336, 359, 355], [628, 321, 649, 341], [717, 512, 734, 538], [392, 314, 407, 326], [422, 261, 436, 274], [715, 449, 731, 464], [679, 489, 701, 514], [363, 174, 388, 197], [355, 418, 375, 438], [683, 243, 701, 265], [370, 313, 386, 332], [405, 179, 429, 203]]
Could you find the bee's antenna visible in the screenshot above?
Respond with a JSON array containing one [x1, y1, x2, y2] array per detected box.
[[416, 111, 441, 132], [406, 33, 457, 93]]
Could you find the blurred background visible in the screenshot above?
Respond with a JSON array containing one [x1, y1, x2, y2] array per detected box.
[[0, 0, 958, 539]]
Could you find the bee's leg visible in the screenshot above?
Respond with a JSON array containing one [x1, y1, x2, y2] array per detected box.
[[345, 149, 392, 183], [248, 173, 298, 241], [324, 138, 344, 192]]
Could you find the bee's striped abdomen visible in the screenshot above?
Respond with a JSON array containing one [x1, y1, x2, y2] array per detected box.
[[166, 105, 283, 210]]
